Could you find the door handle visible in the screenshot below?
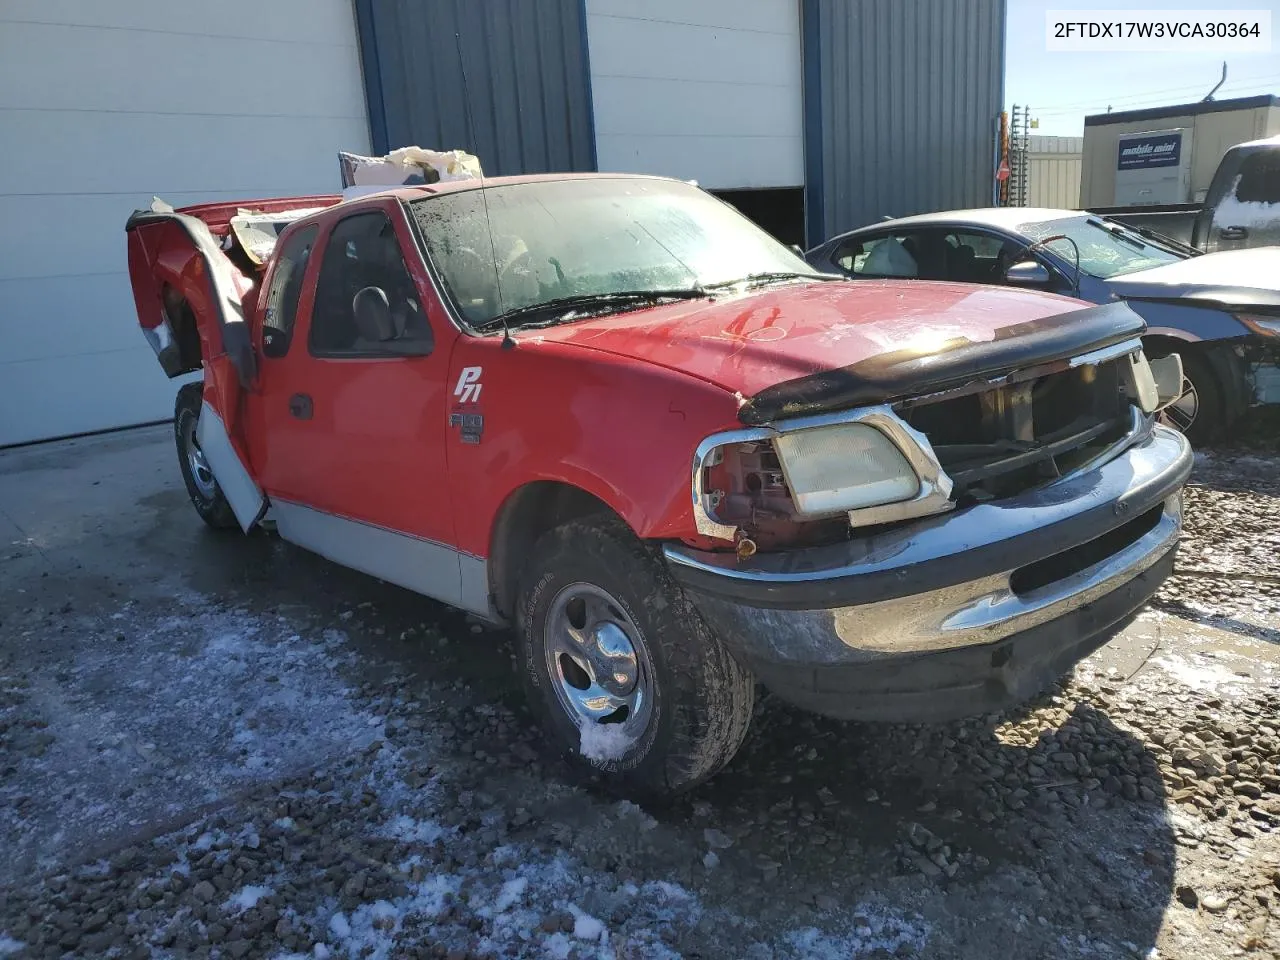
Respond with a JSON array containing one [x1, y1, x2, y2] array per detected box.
[[288, 393, 313, 420], [1219, 225, 1249, 241]]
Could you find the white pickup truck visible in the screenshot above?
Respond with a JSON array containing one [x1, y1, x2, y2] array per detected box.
[[1091, 135, 1280, 254]]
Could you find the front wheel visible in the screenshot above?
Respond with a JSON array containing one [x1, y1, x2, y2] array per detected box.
[[1153, 348, 1229, 446], [174, 383, 237, 530], [516, 518, 754, 797]]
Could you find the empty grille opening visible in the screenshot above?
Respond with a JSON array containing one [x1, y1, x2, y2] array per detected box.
[[1009, 504, 1164, 595], [902, 358, 1133, 504]]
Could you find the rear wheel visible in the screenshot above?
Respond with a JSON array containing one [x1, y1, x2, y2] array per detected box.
[[174, 383, 237, 530], [516, 518, 755, 797]]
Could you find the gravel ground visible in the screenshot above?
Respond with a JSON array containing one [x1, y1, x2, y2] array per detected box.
[[1, 420, 1278, 959]]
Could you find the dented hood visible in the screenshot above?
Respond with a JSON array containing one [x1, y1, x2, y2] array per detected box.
[[1104, 247, 1280, 310], [533, 280, 1143, 423]]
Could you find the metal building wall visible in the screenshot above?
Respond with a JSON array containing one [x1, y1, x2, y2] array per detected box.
[[1026, 136, 1083, 209], [353, 0, 595, 175], [802, 0, 1005, 247]]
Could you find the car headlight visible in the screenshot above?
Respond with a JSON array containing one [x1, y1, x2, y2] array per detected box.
[[773, 422, 921, 515], [1239, 314, 1280, 338]]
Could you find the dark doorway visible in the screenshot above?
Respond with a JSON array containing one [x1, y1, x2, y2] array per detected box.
[[712, 187, 806, 248]]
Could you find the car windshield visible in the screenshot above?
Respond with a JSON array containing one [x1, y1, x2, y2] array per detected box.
[[1020, 215, 1184, 279], [408, 178, 814, 328]]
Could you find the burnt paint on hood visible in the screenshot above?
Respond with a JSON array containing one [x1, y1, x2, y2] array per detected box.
[[529, 280, 1144, 422]]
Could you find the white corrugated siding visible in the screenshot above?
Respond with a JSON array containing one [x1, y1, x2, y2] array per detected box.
[[584, 0, 804, 189], [1027, 136, 1083, 209], [0, 0, 369, 446]]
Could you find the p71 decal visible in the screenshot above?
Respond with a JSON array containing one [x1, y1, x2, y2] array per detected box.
[[454, 366, 483, 403]]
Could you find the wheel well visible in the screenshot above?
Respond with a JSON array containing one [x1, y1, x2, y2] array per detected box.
[[1142, 333, 1250, 423], [1141, 333, 1194, 360], [161, 285, 204, 376], [488, 482, 617, 620]]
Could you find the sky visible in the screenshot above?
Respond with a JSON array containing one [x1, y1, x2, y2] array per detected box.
[[1006, 0, 1280, 136]]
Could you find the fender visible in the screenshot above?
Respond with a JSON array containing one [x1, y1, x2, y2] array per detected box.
[[1143, 326, 1200, 342], [1122, 299, 1251, 344]]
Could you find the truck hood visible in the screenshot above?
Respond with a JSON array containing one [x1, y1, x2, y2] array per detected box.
[[530, 280, 1144, 424], [1105, 247, 1280, 310]]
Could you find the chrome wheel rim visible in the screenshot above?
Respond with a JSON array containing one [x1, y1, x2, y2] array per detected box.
[[544, 583, 653, 746], [1159, 376, 1199, 434], [181, 415, 217, 500]]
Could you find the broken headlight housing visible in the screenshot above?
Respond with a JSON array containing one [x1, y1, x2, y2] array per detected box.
[[692, 406, 955, 542], [773, 422, 920, 514]]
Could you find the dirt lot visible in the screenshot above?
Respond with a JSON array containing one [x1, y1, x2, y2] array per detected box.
[[1, 417, 1278, 959]]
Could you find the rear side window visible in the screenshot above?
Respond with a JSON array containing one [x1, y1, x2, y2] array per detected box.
[[262, 225, 318, 358], [835, 234, 920, 278], [1234, 152, 1280, 205], [309, 212, 433, 356]]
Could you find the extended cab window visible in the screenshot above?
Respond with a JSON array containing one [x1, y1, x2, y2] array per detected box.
[[309, 212, 433, 357], [262, 225, 318, 358]]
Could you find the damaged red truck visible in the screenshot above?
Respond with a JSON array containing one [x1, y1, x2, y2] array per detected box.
[[126, 174, 1192, 795]]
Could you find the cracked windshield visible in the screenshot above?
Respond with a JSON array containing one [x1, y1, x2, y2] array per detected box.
[[411, 178, 812, 327], [1023, 215, 1183, 277]]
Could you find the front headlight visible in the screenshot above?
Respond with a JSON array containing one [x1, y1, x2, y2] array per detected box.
[[773, 422, 921, 515], [1239, 314, 1280, 338]]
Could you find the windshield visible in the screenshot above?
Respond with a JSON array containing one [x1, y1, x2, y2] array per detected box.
[[409, 178, 813, 328], [1020, 215, 1183, 279]]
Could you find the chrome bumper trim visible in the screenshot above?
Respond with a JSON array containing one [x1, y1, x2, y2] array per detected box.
[[667, 425, 1191, 662]]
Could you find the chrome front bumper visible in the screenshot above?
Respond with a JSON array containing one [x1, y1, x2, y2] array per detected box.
[[664, 424, 1192, 721]]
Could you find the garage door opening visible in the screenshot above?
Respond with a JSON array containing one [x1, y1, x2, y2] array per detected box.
[[711, 187, 806, 248]]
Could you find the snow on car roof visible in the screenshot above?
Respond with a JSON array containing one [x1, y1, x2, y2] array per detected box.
[[378, 171, 696, 202], [859, 207, 1084, 233]]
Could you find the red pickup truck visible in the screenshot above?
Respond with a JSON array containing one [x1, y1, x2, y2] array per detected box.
[[126, 174, 1192, 795]]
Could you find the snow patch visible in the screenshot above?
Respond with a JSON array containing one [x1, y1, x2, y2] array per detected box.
[[647, 880, 691, 901], [571, 906, 606, 943], [226, 884, 272, 912], [1154, 653, 1247, 691], [493, 877, 528, 912], [0, 936, 25, 956], [578, 723, 631, 762], [192, 831, 218, 851], [328, 912, 351, 938], [784, 905, 930, 958], [1213, 186, 1278, 229], [380, 814, 449, 845]]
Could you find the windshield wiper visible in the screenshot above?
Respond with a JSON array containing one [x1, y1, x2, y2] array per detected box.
[[473, 288, 708, 332], [701, 271, 840, 291], [1131, 225, 1201, 258], [1087, 216, 1149, 251]]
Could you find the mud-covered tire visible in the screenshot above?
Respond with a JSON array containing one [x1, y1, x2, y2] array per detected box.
[[1151, 346, 1228, 446], [174, 383, 238, 530], [515, 518, 755, 797]]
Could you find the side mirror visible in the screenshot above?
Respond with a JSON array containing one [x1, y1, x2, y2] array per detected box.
[[1147, 353, 1185, 410], [1004, 260, 1051, 286], [790, 244, 804, 255]]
